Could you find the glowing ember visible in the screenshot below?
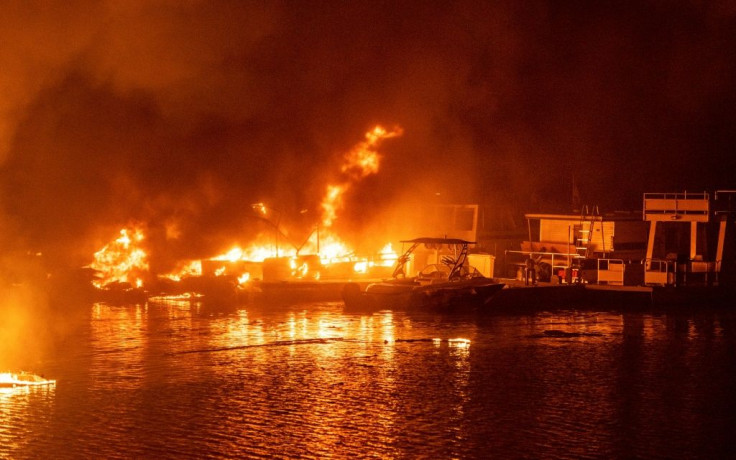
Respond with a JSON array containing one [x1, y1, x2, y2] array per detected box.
[[88, 226, 149, 289], [252, 202, 268, 215]]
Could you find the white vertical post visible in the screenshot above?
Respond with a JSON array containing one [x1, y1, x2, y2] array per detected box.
[[690, 221, 698, 260], [645, 221, 657, 269]]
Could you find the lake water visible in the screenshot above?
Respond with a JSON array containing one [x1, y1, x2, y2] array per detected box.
[[2, 290, 735, 459]]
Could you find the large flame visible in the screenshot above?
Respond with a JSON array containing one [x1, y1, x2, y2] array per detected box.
[[159, 260, 202, 282], [210, 243, 286, 263], [320, 125, 403, 228], [88, 126, 403, 289], [89, 226, 149, 289]]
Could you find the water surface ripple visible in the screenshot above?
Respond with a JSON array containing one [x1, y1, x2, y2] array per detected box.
[[1, 299, 735, 458]]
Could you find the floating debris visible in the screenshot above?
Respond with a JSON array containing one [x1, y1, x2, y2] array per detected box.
[[529, 329, 604, 339], [171, 337, 345, 355], [0, 371, 56, 389]]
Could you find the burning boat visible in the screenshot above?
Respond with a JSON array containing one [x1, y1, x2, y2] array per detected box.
[[80, 125, 404, 305], [0, 372, 56, 389], [342, 237, 505, 312]]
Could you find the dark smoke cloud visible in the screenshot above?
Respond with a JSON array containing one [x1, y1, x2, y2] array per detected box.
[[1, 0, 735, 272]]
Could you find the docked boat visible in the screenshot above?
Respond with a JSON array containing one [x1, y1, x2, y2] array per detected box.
[[0, 372, 56, 389], [342, 237, 505, 312], [496, 191, 736, 309]]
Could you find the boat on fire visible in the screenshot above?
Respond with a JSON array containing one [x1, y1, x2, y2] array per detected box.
[[0, 371, 56, 389], [342, 237, 505, 312]]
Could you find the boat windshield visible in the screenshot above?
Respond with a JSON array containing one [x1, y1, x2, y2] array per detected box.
[[417, 264, 452, 280]]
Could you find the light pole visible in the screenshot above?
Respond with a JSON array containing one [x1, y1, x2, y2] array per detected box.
[[251, 203, 291, 257]]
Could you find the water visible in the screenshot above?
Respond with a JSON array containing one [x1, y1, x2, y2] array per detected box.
[[2, 294, 736, 459]]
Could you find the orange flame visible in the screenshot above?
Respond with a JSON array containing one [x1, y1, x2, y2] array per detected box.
[[159, 260, 202, 282], [89, 226, 149, 289], [211, 243, 292, 263], [320, 125, 402, 229], [110, 126, 403, 288], [308, 125, 403, 273]]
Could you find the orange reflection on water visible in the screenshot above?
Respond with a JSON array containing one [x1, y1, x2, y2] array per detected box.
[[0, 385, 56, 457], [89, 303, 147, 390]]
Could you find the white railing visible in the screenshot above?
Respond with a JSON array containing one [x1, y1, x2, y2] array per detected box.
[[505, 250, 580, 273], [596, 258, 625, 285], [644, 258, 675, 286], [643, 192, 709, 221]]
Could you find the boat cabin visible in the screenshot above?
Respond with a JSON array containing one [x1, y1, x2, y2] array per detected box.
[[643, 191, 736, 286], [506, 206, 647, 284], [507, 191, 736, 287]]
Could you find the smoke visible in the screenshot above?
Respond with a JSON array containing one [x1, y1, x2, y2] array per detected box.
[[0, 1, 735, 275]]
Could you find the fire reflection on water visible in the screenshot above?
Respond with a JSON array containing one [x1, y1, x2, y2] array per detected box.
[[90, 303, 147, 390], [0, 385, 56, 455], [2, 300, 736, 458]]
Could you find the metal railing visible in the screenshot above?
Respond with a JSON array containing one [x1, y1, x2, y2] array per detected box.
[[595, 258, 625, 285], [505, 250, 580, 273], [643, 192, 709, 220], [644, 258, 675, 286]]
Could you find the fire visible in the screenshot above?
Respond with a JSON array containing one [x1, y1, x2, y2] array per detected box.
[[89, 226, 149, 289], [377, 243, 398, 267], [341, 125, 402, 179], [315, 233, 353, 265], [352, 243, 398, 274], [159, 260, 202, 282], [87, 126, 403, 291], [205, 126, 403, 280], [211, 244, 284, 263], [305, 124, 404, 273], [321, 185, 344, 229], [320, 125, 403, 229], [213, 247, 245, 262]]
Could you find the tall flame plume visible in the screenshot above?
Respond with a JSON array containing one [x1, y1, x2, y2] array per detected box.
[[320, 125, 403, 228]]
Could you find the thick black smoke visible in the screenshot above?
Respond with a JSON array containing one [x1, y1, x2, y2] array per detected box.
[[1, 0, 735, 273]]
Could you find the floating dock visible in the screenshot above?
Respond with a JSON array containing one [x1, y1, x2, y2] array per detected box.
[[491, 278, 736, 311]]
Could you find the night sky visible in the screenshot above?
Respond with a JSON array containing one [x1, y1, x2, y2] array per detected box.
[[1, 1, 735, 271]]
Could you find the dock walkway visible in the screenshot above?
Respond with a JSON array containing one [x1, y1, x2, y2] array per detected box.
[[491, 278, 735, 310]]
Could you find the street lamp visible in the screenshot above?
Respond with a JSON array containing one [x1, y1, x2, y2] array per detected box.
[[250, 203, 287, 257]]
